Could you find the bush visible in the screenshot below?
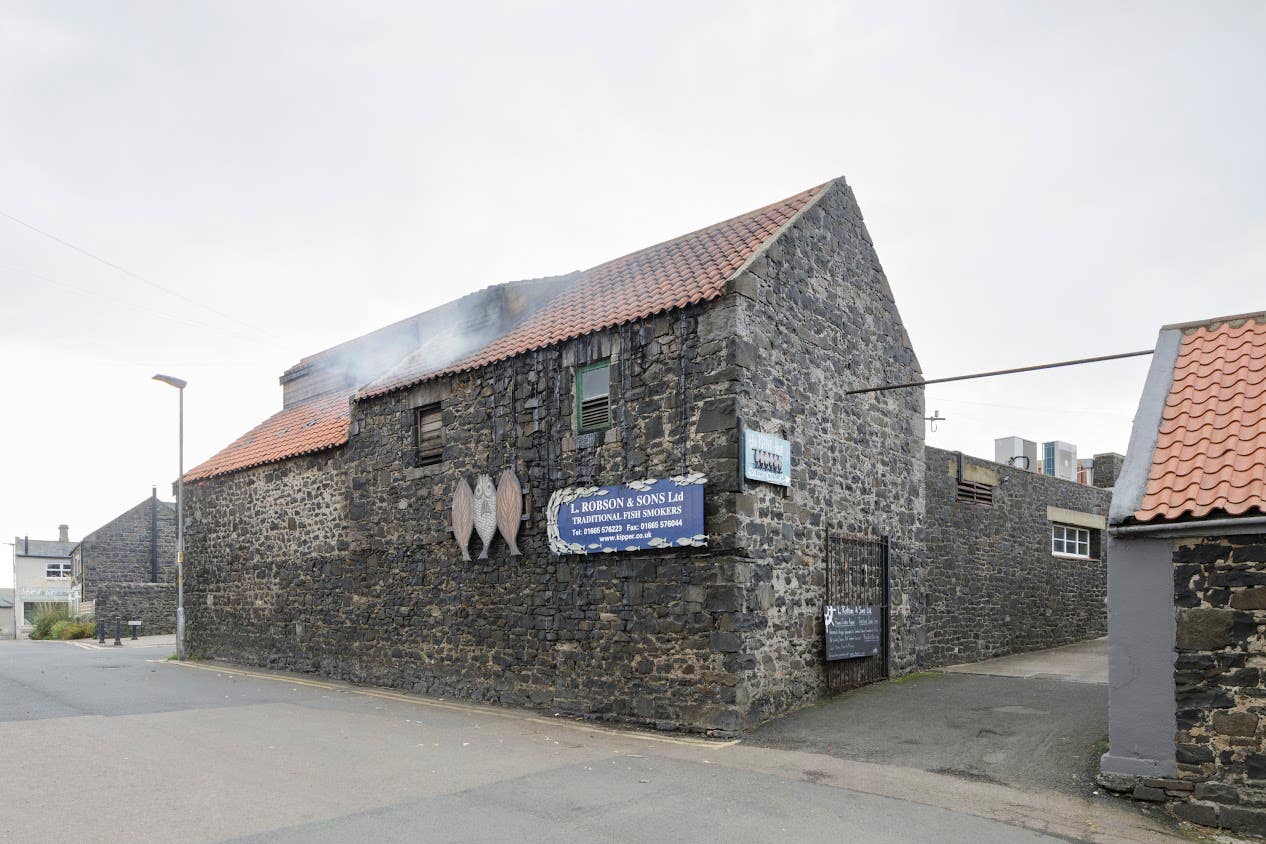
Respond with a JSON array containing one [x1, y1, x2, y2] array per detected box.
[[67, 618, 96, 639], [49, 619, 74, 639], [29, 605, 70, 640]]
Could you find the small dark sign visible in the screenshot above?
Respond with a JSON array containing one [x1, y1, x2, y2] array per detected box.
[[824, 605, 882, 661]]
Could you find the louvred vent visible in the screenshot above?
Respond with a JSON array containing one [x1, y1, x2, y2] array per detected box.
[[580, 395, 610, 431]]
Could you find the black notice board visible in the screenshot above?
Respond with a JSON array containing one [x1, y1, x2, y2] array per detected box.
[[824, 605, 881, 661]]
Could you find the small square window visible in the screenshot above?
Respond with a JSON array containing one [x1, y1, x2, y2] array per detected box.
[[1051, 524, 1092, 559], [414, 403, 444, 466], [576, 361, 612, 433]]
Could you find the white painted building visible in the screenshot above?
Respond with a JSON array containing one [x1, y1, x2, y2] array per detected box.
[[11, 527, 76, 638]]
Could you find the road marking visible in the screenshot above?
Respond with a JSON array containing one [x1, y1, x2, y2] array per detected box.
[[152, 659, 736, 749]]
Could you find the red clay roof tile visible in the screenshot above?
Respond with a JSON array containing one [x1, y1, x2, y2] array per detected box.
[[184, 390, 352, 482], [1135, 314, 1266, 522], [357, 182, 827, 398], [185, 181, 829, 481]]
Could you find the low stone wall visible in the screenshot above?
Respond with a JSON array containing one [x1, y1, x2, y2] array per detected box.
[[922, 447, 1111, 668], [93, 583, 177, 635]]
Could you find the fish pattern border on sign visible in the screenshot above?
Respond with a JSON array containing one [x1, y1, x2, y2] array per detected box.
[[546, 472, 707, 555]]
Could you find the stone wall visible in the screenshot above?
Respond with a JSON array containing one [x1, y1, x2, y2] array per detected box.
[[729, 180, 927, 719], [1169, 533, 1266, 832], [922, 447, 1111, 668], [79, 496, 177, 599], [94, 583, 178, 634], [185, 449, 348, 659], [186, 306, 761, 732]]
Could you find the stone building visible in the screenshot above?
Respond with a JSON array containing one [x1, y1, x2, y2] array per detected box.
[[922, 446, 1111, 668], [183, 177, 1115, 732], [1100, 312, 1266, 834], [71, 490, 178, 633]]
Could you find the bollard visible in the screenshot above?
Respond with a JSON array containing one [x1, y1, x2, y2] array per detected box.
[[130, 621, 138, 641], [97, 619, 106, 645], [113, 616, 122, 647]]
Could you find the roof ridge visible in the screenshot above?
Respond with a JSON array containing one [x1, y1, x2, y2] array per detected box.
[[577, 181, 833, 277], [1162, 310, 1266, 333]]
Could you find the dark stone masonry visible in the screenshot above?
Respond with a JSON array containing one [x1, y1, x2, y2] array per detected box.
[[922, 447, 1110, 668], [94, 583, 179, 635], [1170, 533, 1266, 830]]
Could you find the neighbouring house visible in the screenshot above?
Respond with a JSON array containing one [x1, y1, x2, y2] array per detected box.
[[11, 526, 76, 638], [0, 588, 14, 639], [183, 177, 1116, 733], [1100, 311, 1266, 834], [71, 489, 178, 633]]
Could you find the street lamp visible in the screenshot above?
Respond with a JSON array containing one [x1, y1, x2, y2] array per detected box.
[[152, 373, 187, 660]]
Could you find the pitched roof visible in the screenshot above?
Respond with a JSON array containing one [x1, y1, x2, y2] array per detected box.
[[13, 538, 76, 558], [184, 390, 352, 482], [1134, 313, 1266, 523], [357, 182, 828, 398], [186, 180, 830, 481]]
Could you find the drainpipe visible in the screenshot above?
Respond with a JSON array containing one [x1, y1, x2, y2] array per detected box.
[[150, 486, 159, 583]]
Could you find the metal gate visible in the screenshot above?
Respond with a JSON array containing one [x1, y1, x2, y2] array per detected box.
[[824, 532, 890, 693]]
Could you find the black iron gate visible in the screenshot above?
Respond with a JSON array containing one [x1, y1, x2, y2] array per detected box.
[[824, 532, 890, 693]]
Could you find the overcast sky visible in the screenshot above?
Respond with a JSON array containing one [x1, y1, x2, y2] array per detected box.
[[2, 1, 1261, 585]]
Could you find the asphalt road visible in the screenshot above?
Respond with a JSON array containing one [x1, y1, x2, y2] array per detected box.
[[0, 637, 1181, 843]]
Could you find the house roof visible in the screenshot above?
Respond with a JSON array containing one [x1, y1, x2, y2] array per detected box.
[[186, 180, 830, 481], [13, 538, 75, 559], [184, 390, 353, 481], [358, 182, 828, 398], [1122, 312, 1266, 524]]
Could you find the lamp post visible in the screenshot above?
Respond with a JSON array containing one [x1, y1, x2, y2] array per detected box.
[[152, 373, 187, 660]]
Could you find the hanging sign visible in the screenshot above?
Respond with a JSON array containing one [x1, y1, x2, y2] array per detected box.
[[824, 605, 882, 661], [743, 428, 791, 487], [547, 473, 707, 554]]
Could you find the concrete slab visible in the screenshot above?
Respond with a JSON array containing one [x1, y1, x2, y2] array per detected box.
[[943, 637, 1108, 685]]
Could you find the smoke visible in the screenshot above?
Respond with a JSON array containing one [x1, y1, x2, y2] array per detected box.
[[282, 273, 578, 404]]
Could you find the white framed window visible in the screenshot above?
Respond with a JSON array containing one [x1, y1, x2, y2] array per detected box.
[[1051, 524, 1091, 558], [45, 562, 72, 579]]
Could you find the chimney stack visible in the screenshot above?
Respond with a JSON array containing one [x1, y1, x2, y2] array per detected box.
[[58, 524, 69, 543]]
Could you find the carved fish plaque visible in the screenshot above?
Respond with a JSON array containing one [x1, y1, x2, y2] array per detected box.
[[451, 478, 474, 562], [473, 473, 497, 559], [495, 469, 523, 556]]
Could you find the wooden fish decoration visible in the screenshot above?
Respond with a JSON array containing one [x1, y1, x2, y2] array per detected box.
[[451, 478, 474, 562], [495, 469, 523, 556], [473, 474, 497, 559]]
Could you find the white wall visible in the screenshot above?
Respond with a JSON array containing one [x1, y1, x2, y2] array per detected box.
[[13, 554, 73, 637]]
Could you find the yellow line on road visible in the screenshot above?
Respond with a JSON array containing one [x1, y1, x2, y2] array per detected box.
[[152, 658, 735, 749]]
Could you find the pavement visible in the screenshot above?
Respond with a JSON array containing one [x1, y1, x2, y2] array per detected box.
[[0, 635, 1192, 843], [749, 637, 1113, 797]]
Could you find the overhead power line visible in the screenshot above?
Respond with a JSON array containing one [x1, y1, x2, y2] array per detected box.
[[0, 208, 284, 347], [845, 349, 1155, 395]]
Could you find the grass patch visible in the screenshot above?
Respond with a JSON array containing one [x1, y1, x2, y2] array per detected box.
[[890, 671, 943, 685]]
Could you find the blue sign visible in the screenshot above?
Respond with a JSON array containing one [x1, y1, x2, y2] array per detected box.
[[743, 428, 791, 486], [547, 475, 707, 554]]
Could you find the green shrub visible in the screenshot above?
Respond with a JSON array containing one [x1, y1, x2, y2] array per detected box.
[[29, 605, 70, 640], [50, 619, 74, 639], [69, 618, 96, 639]]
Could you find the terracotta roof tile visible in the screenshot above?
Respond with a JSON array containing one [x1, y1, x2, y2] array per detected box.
[[187, 181, 829, 481], [357, 182, 827, 398], [185, 391, 352, 482], [1135, 314, 1266, 522]]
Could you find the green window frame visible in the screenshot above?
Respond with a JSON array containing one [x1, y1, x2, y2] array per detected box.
[[576, 360, 612, 433]]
